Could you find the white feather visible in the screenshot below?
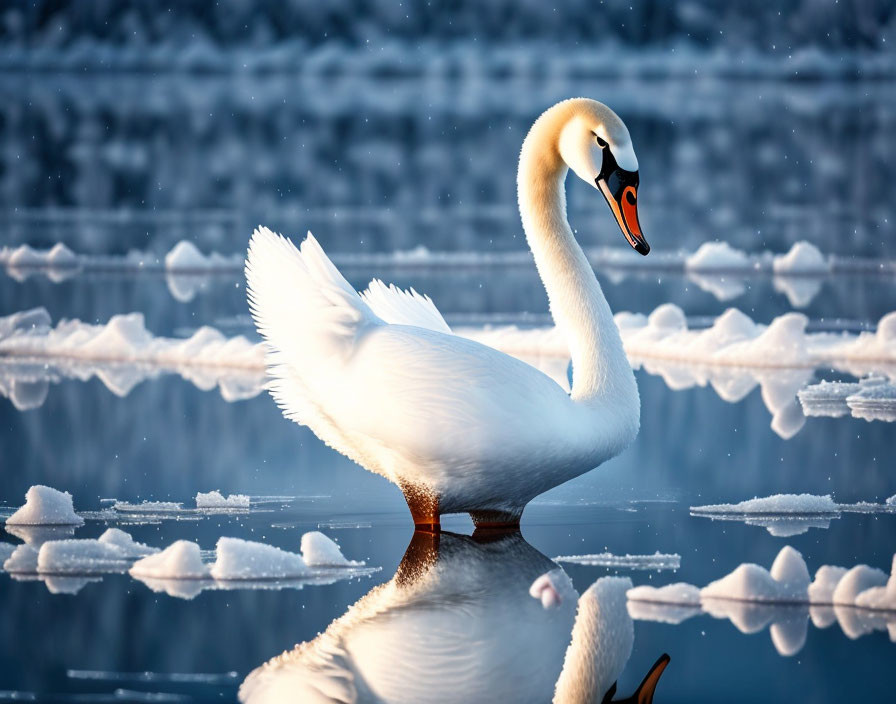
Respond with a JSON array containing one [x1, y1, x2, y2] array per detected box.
[[361, 279, 451, 334]]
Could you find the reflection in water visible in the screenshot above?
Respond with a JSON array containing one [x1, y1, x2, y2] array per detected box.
[[630, 593, 896, 657], [240, 531, 668, 704]]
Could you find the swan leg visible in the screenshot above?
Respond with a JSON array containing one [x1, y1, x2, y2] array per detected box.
[[401, 482, 440, 532], [469, 508, 523, 530], [394, 530, 440, 587]]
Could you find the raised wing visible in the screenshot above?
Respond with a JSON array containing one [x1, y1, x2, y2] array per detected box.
[[361, 279, 451, 334]]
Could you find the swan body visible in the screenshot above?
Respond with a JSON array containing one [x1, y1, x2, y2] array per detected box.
[[246, 98, 648, 527]]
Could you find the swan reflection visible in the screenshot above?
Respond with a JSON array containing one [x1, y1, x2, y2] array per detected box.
[[240, 530, 667, 704]]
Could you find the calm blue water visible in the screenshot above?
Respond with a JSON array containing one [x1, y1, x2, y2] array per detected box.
[[1, 8, 896, 700]]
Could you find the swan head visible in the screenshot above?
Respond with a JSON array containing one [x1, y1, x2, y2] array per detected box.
[[557, 99, 649, 256]]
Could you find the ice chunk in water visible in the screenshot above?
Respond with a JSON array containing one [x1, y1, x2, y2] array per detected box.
[[37, 539, 130, 574], [211, 537, 309, 580], [808, 566, 849, 604], [3, 544, 38, 573], [691, 493, 838, 515], [772, 241, 829, 274], [627, 582, 701, 606], [685, 242, 750, 271], [831, 565, 888, 606], [6, 485, 83, 526], [129, 541, 209, 579], [854, 556, 896, 611], [97, 528, 158, 558], [300, 531, 363, 567], [701, 547, 809, 603], [195, 491, 250, 509]]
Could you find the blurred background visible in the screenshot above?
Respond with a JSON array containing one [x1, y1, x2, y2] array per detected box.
[[1, 0, 894, 256]]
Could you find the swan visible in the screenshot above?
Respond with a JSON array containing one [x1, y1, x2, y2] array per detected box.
[[246, 98, 649, 529], [239, 531, 669, 704]]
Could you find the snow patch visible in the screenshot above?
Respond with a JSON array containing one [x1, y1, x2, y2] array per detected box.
[[553, 552, 680, 571], [211, 537, 309, 580], [300, 531, 363, 568], [37, 539, 130, 574], [6, 485, 83, 526], [627, 582, 701, 606], [97, 528, 159, 557], [691, 494, 838, 515], [685, 242, 752, 271], [129, 541, 210, 579], [772, 241, 830, 274], [195, 491, 250, 509]]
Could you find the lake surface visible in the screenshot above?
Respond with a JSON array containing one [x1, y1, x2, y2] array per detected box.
[[1, 60, 895, 702]]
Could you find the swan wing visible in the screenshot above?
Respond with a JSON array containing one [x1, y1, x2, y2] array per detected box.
[[360, 279, 451, 334], [245, 226, 380, 434]]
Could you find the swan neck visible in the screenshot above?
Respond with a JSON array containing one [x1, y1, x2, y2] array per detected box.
[[517, 111, 636, 412]]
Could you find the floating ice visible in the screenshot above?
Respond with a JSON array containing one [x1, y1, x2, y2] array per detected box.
[[129, 541, 210, 579], [164, 240, 242, 272], [553, 552, 680, 571], [113, 501, 184, 513], [5, 485, 83, 526], [702, 546, 809, 603], [37, 539, 131, 574], [831, 565, 888, 606], [854, 556, 896, 611], [626, 582, 701, 606], [888, 494, 896, 506], [691, 494, 839, 515], [685, 241, 752, 271], [195, 491, 250, 509], [808, 566, 850, 604], [690, 492, 895, 536], [300, 531, 363, 568], [211, 537, 310, 580], [97, 528, 159, 558], [772, 241, 830, 274], [3, 544, 38, 573]]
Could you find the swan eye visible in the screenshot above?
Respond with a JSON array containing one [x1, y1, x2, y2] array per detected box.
[[594, 134, 608, 148]]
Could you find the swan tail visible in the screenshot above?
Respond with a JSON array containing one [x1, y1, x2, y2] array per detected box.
[[245, 226, 376, 428], [360, 279, 451, 334]]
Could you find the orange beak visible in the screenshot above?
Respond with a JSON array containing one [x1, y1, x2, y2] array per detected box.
[[596, 171, 649, 256]]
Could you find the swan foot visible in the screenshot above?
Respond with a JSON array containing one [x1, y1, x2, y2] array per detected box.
[[401, 482, 440, 532], [468, 509, 522, 530]]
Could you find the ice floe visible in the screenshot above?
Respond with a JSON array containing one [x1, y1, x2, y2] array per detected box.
[[5, 485, 84, 526], [627, 546, 896, 611], [195, 491, 250, 509], [210, 537, 310, 580], [112, 501, 184, 513], [3, 304, 895, 440], [799, 376, 896, 422], [0, 238, 879, 313], [129, 541, 210, 580], [690, 492, 896, 536], [36, 539, 132, 575], [300, 531, 362, 568], [627, 547, 896, 654], [97, 528, 159, 558], [772, 241, 830, 275], [553, 552, 680, 571]]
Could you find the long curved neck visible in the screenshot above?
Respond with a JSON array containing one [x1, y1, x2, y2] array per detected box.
[[517, 109, 636, 409]]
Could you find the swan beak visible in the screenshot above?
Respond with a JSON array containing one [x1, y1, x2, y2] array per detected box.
[[596, 171, 649, 256]]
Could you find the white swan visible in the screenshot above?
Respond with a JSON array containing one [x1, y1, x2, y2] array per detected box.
[[246, 98, 649, 529], [239, 532, 669, 704]]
